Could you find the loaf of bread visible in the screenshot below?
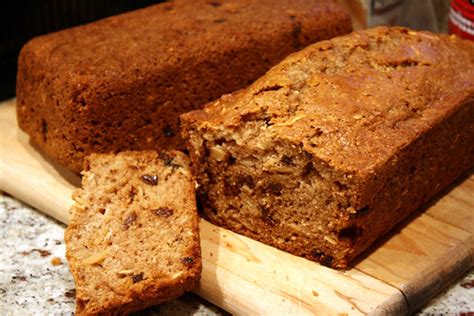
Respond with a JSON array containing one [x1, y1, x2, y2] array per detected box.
[[181, 27, 474, 268], [16, 0, 352, 173], [64, 151, 201, 314]]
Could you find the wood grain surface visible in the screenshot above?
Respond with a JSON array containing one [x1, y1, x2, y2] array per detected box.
[[1, 99, 472, 315]]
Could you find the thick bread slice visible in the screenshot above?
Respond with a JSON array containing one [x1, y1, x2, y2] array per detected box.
[[65, 150, 201, 315]]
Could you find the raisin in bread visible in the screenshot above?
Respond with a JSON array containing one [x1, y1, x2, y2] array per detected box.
[[65, 150, 201, 314], [181, 27, 474, 268]]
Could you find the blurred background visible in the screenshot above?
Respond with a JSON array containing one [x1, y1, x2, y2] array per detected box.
[[0, 0, 471, 100], [0, 0, 164, 100]]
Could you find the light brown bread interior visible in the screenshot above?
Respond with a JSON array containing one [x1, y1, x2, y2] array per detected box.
[[65, 150, 201, 315]]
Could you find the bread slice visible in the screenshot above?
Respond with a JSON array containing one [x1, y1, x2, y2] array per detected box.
[[65, 150, 201, 315]]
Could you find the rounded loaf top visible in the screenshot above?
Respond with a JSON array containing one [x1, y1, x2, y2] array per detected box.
[[19, 0, 350, 88]]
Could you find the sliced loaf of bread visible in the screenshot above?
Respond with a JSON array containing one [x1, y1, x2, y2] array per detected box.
[[65, 150, 201, 315]]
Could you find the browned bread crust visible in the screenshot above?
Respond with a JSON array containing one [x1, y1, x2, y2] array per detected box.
[[64, 150, 201, 314], [181, 27, 474, 268], [16, 0, 351, 173]]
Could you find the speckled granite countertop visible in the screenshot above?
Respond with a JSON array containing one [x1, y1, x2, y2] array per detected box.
[[0, 191, 472, 315]]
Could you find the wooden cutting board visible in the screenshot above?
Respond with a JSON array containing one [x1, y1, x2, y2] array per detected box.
[[1, 99, 472, 315]]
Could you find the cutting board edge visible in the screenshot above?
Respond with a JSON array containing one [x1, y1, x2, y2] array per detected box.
[[356, 230, 473, 314], [402, 235, 474, 313]]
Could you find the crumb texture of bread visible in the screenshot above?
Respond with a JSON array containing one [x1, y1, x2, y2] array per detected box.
[[181, 27, 474, 268], [16, 0, 352, 172], [64, 151, 201, 315]]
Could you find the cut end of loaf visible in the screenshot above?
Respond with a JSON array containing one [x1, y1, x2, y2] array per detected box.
[[65, 150, 201, 315], [184, 122, 360, 268]]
